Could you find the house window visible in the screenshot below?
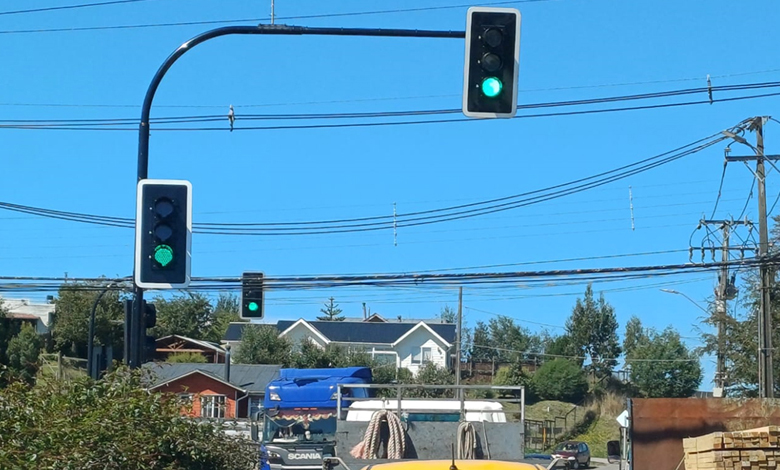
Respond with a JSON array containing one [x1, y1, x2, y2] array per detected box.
[[422, 347, 433, 364], [412, 347, 433, 364], [249, 396, 264, 419], [200, 395, 227, 419], [178, 393, 193, 405]]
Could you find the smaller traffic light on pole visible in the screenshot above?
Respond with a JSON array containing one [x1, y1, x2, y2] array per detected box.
[[241, 272, 264, 319], [135, 179, 192, 289], [462, 7, 521, 118], [141, 300, 157, 363]]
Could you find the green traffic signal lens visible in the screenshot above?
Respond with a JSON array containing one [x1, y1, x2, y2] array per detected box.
[[153, 244, 174, 267], [248, 301, 260, 312], [481, 77, 503, 98]]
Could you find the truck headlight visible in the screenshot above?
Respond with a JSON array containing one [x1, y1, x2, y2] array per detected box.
[[270, 392, 281, 401]]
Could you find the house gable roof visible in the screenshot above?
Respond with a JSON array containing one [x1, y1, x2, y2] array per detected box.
[[392, 321, 452, 348], [156, 335, 226, 354], [148, 369, 244, 392], [144, 363, 281, 393], [223, 320, 456, 345], [275, 320, 456, 345], [278, 319, 331, 345]]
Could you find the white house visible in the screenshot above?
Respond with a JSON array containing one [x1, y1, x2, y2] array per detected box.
[[1, 296, 54, 335], [223, 319, 456, 375]]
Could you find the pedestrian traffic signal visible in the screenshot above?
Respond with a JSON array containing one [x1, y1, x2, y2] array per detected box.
[[242, 272, 264, 319], [135, 179, 192, 289], [462, 7, 521, 118]]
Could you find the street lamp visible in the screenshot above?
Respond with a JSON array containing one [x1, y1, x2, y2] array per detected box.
[[660, 288, 709, 314]]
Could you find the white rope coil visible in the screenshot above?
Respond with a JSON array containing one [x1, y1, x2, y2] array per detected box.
[[456, 421, 477, 460]]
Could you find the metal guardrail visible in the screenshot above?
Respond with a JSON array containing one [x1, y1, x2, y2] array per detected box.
[[336, 383, 525, 424]]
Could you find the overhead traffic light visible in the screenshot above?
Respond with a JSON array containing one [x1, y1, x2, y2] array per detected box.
[[462, 7, 521, 118], [135, 179, 192, 289], [241, 272, 264, 319]]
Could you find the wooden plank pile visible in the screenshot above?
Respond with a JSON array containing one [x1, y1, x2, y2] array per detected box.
[[683, 426, 780, 470]]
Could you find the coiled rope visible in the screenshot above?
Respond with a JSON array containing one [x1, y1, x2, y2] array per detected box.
[[456, 422, 478, 459], [351, 410, 406, 460]]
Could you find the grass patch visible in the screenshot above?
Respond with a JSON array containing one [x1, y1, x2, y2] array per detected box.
[[569, 416, 620, 458], [525, 400, 580, 421]]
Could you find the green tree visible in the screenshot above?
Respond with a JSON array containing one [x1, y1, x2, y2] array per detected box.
[[623, 315, 645, 358], [487, 316, 541, 363], [410, 363, 454, 398], [0, 298, 12, 365], [206, 293, 246, 343], [542, 332, 579, 363], [627, 326, 702, 398], [530, 358, 588, 403], [52, 283, 124, 357], [440, 305, 457, 323], [469, 320, 494, 362], [494, 362, 529, 388], [6, 323, 43, 385], [166, 352, 208, 363], [152, 292, 213, 339], [317, 297, 345, 321], [566, 285, 621, 377], [233, 324, 292, 366], [0, 367, 255, 469]]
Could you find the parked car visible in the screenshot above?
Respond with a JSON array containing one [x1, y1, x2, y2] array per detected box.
[[551, 441, 590, 469]]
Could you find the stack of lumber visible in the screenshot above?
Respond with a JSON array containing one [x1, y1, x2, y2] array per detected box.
[[683, 426, 780, 470]]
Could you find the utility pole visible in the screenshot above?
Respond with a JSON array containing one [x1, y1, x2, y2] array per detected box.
[[724, 117, 780, 398], [715, 222, 730, 394], [270, 0, 275, 25], [754, 118, 774, 398], [455, 287, 463, 399]]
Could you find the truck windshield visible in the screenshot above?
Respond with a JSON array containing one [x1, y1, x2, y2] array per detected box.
[[263, 413, 337, 443]]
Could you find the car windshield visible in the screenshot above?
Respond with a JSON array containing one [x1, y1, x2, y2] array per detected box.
[[556, 443, 579, 452]]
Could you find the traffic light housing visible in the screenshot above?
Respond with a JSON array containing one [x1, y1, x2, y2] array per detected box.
[[462, 7, 521, 118], [241, 272, 264, 319], [135, 179, 192, 289], [141, 300, 157, 363]]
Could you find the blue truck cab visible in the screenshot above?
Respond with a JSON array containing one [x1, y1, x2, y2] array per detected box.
[[259, 367, 373, 469]]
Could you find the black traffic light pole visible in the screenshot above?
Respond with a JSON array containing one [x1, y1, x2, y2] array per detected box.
[[131, 24, 465, 367]]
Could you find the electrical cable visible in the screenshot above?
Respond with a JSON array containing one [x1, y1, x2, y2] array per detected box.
[[0, 0, 154, 16], [0, 133, 727, 235], [3, 81, 777, 129], [1, 81, 779, 131], [0, 0, 557, 35]]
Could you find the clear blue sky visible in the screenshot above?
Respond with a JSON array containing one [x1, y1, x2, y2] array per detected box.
[[2, 0, 780, 389]]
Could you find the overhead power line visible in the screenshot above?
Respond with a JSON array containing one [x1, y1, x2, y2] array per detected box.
[[2, 81, 779, 131], [1, 257, 777, 293], [0, 0, 555, 34], [0, 0, 154, 16], [0, 127, 733, 235]]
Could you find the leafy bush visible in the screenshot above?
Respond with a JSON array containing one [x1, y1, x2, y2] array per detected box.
[[0, 367, 256, 469], [166, 351, 208, 363], [531, 358, 588, 403]]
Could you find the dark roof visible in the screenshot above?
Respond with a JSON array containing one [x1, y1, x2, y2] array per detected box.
[[223, 320, 455, 345], [144, 363, 281, 393]]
